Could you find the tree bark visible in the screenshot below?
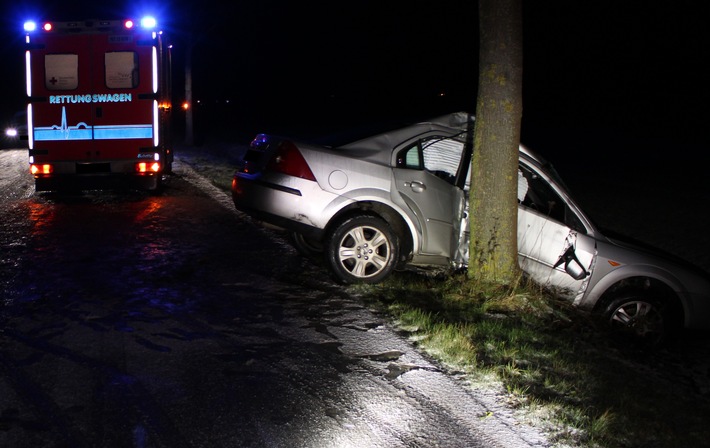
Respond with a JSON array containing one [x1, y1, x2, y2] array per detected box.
[[468, 0, 523, 284]]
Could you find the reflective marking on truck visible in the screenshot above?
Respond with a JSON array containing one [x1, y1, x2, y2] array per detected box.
[[32, 105, 152, 140], [48, 93, 133, 104], [34, 124, 152, 141], [34, 125, 92, 140], [94, 124, 152, 139]]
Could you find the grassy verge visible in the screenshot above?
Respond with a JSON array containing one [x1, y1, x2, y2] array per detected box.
[[349, 271, 710, 447], [176, 143, 246, 192]]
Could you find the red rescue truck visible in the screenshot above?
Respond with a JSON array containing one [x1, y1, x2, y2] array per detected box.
[[24, 17, 172, 191]]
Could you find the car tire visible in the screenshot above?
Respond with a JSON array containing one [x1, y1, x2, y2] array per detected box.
[[604, 292, 675, 344], [289, 231, 323, 258], [325, 215, 399, 284]]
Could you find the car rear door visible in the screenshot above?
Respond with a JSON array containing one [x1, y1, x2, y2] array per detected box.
[[392, 136, 468, 258]]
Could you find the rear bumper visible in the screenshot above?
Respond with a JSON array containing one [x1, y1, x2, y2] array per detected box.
[[231, 173, 332, 240], [34, 173, 161, 192], [234, 204, 325, 241], [31, 158, 164, 191]]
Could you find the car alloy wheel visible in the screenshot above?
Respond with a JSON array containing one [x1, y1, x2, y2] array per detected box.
[[606, 295, 665, 343], [326, 215, 399, 284]]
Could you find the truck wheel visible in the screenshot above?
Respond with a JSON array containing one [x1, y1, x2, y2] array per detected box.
[[325, 215, 399, 284]]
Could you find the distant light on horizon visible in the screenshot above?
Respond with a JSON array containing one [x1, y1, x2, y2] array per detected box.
[[23, 21, 36, 32]]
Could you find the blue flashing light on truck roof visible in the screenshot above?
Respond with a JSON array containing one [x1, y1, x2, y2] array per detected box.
[[140, 17, 157, 29], [23, 16, 158, 34]]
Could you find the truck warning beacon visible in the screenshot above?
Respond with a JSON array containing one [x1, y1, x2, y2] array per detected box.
[[24, 17, 172, 191]]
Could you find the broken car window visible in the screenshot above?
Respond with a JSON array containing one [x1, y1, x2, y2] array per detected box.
[[519, 163, 586, 233], [397, 137, 465, 185]]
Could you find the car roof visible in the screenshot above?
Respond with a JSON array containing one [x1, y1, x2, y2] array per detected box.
[[297, 112, 549, 175], [338, 112, 473, 151], [319, 112, 472, 165], [332, 112, 548, 169]]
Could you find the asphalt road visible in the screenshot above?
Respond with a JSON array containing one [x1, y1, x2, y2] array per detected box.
[[0, 148, 548, 448]]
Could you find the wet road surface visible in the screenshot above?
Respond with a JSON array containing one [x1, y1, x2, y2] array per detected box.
[[0, 149, 547, 447]]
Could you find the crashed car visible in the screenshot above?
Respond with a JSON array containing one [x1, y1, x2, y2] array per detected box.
[[232, 112, 710, 339]]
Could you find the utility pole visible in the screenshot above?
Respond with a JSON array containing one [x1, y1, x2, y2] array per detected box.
[[184, 31, 194, 146]]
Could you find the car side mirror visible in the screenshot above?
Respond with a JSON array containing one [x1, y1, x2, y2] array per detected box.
[[565, 257, 588, 280], [554, 246, 589, 280]]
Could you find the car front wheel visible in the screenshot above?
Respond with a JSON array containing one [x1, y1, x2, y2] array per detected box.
[[326, 215, 399, 284], [604, 293, 669, 343]]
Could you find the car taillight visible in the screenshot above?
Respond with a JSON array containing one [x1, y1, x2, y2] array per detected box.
[[266, 141, 316, 181]]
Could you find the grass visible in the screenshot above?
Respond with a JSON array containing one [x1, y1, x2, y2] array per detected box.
[[176, 143, 244, 191], [349, 271, 710, 448]]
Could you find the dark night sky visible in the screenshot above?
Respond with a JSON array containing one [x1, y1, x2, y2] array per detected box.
[[2, 1, 709, 165]]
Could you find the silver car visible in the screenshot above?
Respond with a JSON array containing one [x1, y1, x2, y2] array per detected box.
[[232, 112, 710, 339]]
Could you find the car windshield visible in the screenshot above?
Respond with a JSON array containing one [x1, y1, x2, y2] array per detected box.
[[528, 151, 572, 193]]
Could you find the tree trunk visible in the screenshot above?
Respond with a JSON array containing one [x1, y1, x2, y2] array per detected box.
[[468, 0, 523, 284]]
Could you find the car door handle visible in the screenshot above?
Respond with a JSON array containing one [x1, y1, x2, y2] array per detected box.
[[404, 181, 426, 193]]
